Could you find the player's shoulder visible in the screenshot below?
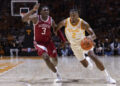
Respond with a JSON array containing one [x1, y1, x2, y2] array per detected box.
[[63, 17, 70, 23], [62, 18, 69, 25], [46, 15, 53, 20], [79, 18, 84, 22], [49, 16, 53, 21], [66, 17, 70, 21], [62, 17, 70, 27], [79, 18, 88, 25], [49, 16, 52, 18]]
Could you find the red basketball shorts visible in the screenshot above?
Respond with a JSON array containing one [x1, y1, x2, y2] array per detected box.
[[34, 41, 57, 58]]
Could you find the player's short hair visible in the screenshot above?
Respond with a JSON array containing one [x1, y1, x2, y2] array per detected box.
[[70, 8, 78, 13], [41, 6, 49, 11]]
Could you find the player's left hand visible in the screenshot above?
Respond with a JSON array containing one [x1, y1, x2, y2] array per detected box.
[[86, 36, 96, 46]]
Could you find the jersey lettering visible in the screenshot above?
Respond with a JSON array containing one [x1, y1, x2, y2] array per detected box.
[[72, 32, 76, 38], [34, 15, 52, 42]]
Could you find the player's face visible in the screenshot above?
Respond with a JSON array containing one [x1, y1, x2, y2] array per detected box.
[[41, 7, 49, 17], [70, 12, 79, 22]]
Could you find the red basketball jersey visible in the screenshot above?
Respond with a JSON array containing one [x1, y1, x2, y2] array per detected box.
[[34, 15, 52, 43]]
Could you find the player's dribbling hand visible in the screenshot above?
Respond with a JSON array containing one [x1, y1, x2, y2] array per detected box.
[[33, 3, 40, 11], [86, 36, 96, 46]]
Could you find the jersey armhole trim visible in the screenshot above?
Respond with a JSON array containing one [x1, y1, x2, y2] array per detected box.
[[65, 19, 68, 28], [51, 17, 53, 26], [80, 19, 85, 30], [40, 15, 49, 22]]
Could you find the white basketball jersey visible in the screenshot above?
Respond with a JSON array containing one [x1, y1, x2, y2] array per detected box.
[[65, 17, 85, 44]]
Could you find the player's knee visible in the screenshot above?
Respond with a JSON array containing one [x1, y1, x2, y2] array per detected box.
[[51, 58, 58, 66], [42, 53, 49, 60]]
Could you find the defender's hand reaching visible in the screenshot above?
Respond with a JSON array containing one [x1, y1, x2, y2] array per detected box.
[[33, 3, 40, 11]]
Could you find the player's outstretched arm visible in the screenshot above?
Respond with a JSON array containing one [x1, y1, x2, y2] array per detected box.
[[22, 3, 40, 23], [56, 19, 66, 32], [81, 20, 96, 40], [52, 19, 66, 42], [51, 19, 57, 33]]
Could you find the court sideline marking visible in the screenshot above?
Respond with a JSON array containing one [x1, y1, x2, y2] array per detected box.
[[0, 61, 24, 75]]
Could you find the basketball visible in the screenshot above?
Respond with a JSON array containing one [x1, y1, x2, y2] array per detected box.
[[80, 37, 94, 50]]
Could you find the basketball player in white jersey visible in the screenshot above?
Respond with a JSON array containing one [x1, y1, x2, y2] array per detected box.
[[56, 9, 116, 84]]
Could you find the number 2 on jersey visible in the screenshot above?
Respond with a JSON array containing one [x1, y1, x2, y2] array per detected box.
[[41, 28, 46, 35], [72, 32, 76, 38]]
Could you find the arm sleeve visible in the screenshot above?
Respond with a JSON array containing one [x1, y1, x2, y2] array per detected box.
[[57, 30, 66, 42]]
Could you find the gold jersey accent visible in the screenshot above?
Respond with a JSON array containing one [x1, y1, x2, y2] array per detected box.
[[65, 17, 85, 44]]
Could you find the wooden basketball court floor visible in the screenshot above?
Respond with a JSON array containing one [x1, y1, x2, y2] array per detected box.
[[0, 56, 120, 86]]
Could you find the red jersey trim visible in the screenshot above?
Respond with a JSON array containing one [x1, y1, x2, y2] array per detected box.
[[40, 15, 49, 22]]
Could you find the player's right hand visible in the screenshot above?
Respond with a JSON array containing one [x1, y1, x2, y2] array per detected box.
[[33, 3, 40, 11], [86, 35, 93, 41]]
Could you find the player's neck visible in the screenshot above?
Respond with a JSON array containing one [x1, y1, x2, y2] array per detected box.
[[41, 15, 48, 21], [70, 18, 79, 26]]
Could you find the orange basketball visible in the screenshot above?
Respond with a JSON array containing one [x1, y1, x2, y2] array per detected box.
[[80, 37, 94, 50]]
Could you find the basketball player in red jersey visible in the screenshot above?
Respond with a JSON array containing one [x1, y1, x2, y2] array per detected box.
[[22, 4, 65, 82]]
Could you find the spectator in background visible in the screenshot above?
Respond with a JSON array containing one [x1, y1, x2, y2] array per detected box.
[[61, 46, 68, 57], [94, 40, 104, 56], [3, 42, 10, 56], [18, 42, 23, 56], [104, 38, 112, 56], [66, 43, 73, 56], [118, 42, 120, 55], [61, 43, 73, 57], [110, 39, 119, 55], [10, 40, 19, 57], [56, 46, 62, 56], [95, 43, 104, 56], [0, 42, 4, 57]]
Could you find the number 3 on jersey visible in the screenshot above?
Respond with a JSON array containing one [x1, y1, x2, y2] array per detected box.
[[41, 28, 46, 35]]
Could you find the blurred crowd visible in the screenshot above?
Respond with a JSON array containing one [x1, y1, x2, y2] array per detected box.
[[87, 0, 120, 41], [0, 0, 120, 57], [94, 38, 120, 56]]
